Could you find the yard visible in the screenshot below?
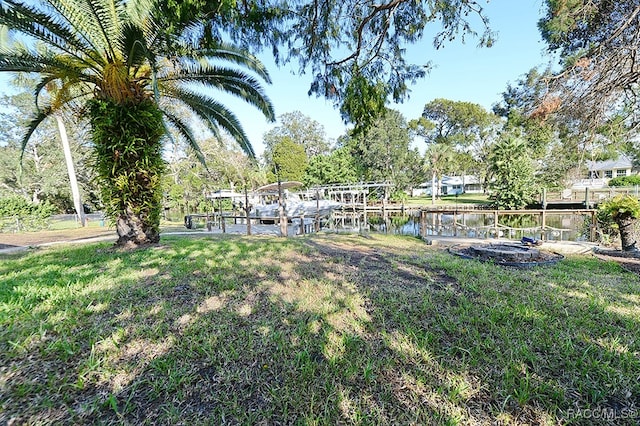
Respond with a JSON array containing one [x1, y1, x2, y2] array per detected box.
[[1, 233, 639, 424]]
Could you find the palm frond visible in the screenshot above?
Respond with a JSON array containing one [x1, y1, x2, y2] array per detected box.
[[19, 107, 55, 162], [0, 51, 95, 81], [163, 111, 206, 166], [46, 0, 109, 65], [81, 0, 121, 60], [125, 0, 157, 28], [165, 87, 256, 158], [0, 1, 101, 68], [33, 74, 58, 108], [119, 22, 149, 69], [160, 64, 275, 121], [189, 42, 272, 84]]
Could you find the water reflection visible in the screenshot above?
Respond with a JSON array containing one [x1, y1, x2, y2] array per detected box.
[[359, 212, 591, 242]]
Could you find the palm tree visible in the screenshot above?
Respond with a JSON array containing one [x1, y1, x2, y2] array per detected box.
[[424, 143, 453, 205], [0, 0, 274, 247]]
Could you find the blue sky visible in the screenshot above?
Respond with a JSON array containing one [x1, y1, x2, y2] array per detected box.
[[229, 0, 551, 155]]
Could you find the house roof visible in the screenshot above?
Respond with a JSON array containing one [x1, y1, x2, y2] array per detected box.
[[586, 154, 633, 171]]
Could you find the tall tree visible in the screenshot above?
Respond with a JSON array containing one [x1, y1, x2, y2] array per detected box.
[[304, 146, 359, 186], [0, 0, 274, 247], [538, 1, 640, 137], [348, 109, 422, 197], [268, 136, 308, 183], [421, 98, 499, 148], [423, 143, 454, 204], [488, 136, 538, 210], [0, 91, 94, 211], [414, 99, 499, 200], [263, 111, 330, 160]]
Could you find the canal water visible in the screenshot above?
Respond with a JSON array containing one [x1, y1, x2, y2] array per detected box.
[[362, 211, 592, 242]]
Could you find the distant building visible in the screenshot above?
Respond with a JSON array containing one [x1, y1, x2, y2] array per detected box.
[[586, 154, 633, 180], [572, 154, 635, 189], [411, 175, 484, 197]]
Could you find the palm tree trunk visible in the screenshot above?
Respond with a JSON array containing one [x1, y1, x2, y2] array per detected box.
[[90, 99, 165, 248], [55, 115, 86, 226], [617, 215, 639, 251], [431, 171, 437, 205]]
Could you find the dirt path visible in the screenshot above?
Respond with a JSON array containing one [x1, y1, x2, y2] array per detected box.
[[0, 227, 117, 249], [593, 250, 640, 277]]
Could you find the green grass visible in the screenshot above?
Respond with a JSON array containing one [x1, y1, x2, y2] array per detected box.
[[1, 234, 639, 425]]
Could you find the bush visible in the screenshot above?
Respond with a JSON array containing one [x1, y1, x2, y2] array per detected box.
[[608, 175, 640, 187], [596, 195, 640, 249], [599, 194, 640, 220], [0, 196, 56, 231]]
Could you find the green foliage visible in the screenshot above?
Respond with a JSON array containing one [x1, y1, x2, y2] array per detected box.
[[538, 0, 609, 54], [159, 0, 492, 133], [304, 146, 358, 186], [608, 175, 640, 187], [598, 195, 640, 221], [597, 195, 640, 250], [263, 111, 330, 160], [538, 1, 640, 151], [589, 204, 620, 245], [0, 91, 98, 208], [340, 75, 387, 133], [89, 99, 165, 235], [421, 98, 498, 147], [489, 136, 539, 210], [346, 109, 422, 192], [268, 136, 308, 182], [493, 68, 587, 189], [0, 196, 56, 218], [0, 196, 56, 230]]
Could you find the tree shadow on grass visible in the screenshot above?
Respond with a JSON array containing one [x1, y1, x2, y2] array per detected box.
[[1, 234, 639, 425]]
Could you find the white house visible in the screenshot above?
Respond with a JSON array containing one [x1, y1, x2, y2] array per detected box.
[[411, 175, 483, 197], [572, 154, 635, 189]]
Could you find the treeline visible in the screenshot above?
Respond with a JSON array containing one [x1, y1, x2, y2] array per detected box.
[[1, 73, 638, 217]]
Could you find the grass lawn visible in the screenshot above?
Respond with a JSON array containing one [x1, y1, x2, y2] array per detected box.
[[1, 233, 639, 425]]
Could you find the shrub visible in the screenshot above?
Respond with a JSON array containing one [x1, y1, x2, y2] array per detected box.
[[0, 196, 56, 231], [597, 195, 640, 250], [608, 175, 640, 187]]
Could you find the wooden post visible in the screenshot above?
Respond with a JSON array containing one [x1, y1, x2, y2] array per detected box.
[[541, 210, 546, 240], [300, 214, 305, 235], [494, 210, 499, 237], [585, 187, 590, 208], [590, 211, 597, 242], [244, 186, 251, 236], [315, 190, 320, 232], [278, 179, 287, 237], [382, 197, 389, 233], [542, 188, 547, 210], [453, 210, 458, 237], [420, 210, 426, 238], [362, 191, 368, 233]]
